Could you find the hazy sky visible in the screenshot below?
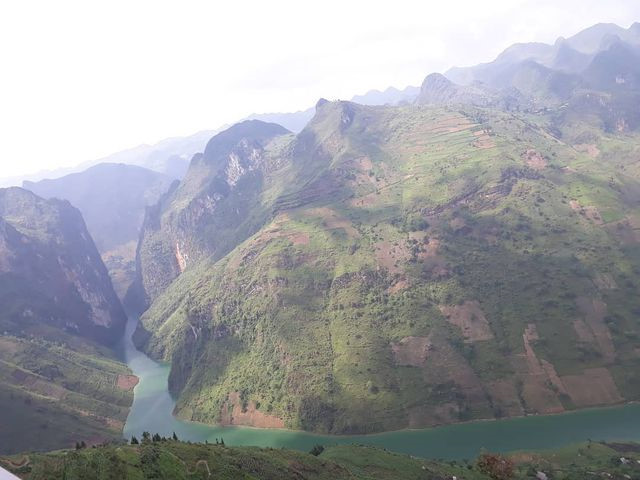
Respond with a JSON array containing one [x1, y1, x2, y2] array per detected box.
[[1, 0, 639, 178]]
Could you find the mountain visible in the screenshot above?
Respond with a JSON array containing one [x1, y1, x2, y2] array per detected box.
[[415, 73, 500, 106], [351, 85, 420, 105], [0, 129, 218, 189], [132, 94, 640, 434], [24, 163, 174, 299], [4, 439, 640, 480], [247, 108, 315, 133], [0, 187, 133, 453], [130, 120, 292, 310], [245, 86, 420, 135], [87, 130, 221, 179], [446, 22, 640, 90]]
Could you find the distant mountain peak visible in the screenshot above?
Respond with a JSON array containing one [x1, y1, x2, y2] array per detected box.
[[203, 120, 289, 165]]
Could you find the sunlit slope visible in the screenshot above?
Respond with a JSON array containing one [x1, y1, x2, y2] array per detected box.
[[135, 101, 640, 433]]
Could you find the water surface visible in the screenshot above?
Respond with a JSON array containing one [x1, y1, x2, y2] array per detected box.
[[119, 316, 640, 460]]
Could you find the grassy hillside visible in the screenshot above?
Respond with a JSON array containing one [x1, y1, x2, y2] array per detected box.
[[4, 439, 640, 480], [0, 334, 134, 455], [0, 188, 134, 454], [133, 100, 640, 433]]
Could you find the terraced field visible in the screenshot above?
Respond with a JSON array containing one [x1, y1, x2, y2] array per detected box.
[[132, 100, 640, 434]]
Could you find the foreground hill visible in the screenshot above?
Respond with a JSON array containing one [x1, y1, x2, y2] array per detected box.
[[3, 440, 640, 480], [24, 163, 174, 298], [0, 188, 133, 453], [132, 96, 640, 434]]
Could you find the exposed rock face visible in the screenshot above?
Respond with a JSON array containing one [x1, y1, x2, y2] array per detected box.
[[24, 163, 174, 300], [135, 98, 640, 435], [0, 187, 126, 344], [131, 120, 291, 310], [415, 73, 497, 107]]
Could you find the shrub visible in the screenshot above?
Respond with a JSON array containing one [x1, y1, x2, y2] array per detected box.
[[309, 444, 325, 456], [476, 453, 515, 480]]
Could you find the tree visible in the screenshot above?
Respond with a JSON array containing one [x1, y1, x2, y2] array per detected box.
[[130, 436, 139, 445], [172, 432, 178, 441], [309, 444, 324, 456], [152, 433, 162, 442], [142, 431, 151, 443], [220, 437, 225, 446], [80, 441, 87, 449]]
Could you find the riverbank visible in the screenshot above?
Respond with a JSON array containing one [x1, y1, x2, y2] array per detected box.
[[121, 315, 640, 460]]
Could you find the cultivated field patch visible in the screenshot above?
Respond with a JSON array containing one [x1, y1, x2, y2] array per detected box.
[[439, 301, 494, 342]]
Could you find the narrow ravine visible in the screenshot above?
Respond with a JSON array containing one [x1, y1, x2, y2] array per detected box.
[[119, 315, 640, 460]]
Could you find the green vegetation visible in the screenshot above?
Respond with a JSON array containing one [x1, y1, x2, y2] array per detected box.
[[133, 98, 640, 434], [0, 188, 133, 454], [4, 439, 640, 480], [0, 334, 134, 455]]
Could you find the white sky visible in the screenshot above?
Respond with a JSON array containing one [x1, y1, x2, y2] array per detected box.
[[1, 0, 639, 178]]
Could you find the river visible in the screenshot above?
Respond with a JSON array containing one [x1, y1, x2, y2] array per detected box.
[[119, 316, 640, 460]]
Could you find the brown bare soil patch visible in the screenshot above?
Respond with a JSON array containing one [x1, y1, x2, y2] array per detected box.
[[560, 368, 623, 406], [522, 326, 543, 376], [387, 278, 409, 294], [307, 207, 360, 238], [473, 129, 496, 149], [375, 240, 409, 275], [592, 272, 617, 290], [290, 232, 310, 245], [486, 379, 525, 417], [391, 336, 432, 367], [523, 149, 547, 170], [423, 338, 488, 407], [574, 143, 600, 158], [524, 323, 539, 342], [515, 328, 564, 413], [356, 156, 373, 171], [0, 338, 20, 356], [350, 192, 378, 207], [573, 319, 595, 343], [520, 374, 565, 414], [220, 392, 285, 428], [116, 374, 139, 391], [1, 455, 30, 469], [576, 297, 615, 363], [569, 200, 603, 224], [439, 301, 493, 342], [540, 359, 568, 396]]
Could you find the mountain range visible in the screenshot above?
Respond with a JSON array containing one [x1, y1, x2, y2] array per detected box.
[[128, 21, 640, 434], [2, 20, 640, 458]]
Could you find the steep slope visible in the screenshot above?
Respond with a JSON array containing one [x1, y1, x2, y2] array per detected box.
[[131, 120, 292, 310], [134, 100, 640, 434], [415, 73, 499, 106], [24, 163, 173, 298], [0, 188, 133, 453]]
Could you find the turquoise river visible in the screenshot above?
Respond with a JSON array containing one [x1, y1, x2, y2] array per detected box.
[[119, 316, 640, 460]]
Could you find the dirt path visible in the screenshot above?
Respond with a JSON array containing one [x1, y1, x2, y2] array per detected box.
[[1, 455, 30, 469]]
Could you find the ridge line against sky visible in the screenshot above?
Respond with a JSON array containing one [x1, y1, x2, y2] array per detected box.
[[1, 0, 639, 179]]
